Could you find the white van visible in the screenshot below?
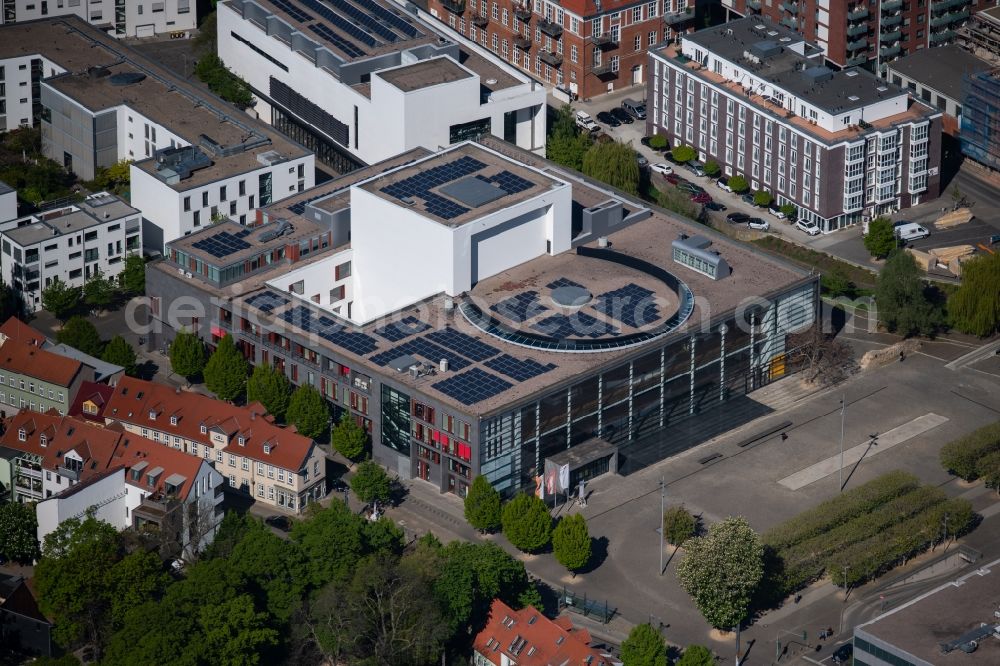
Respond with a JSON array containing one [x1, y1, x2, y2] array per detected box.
[[894, 223, 930, 242], [575, 111, 599, 133]]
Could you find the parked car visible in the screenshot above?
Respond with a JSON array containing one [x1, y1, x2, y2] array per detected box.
[[716, 176, 733, 192], [665, 172, 682, 184], [676, 181, 705, 195], [691, 192, 713, 204], [574, 110, 599, 133], [622, 98, 647, 119], [726, 212, 751, 225], [705, 201, 727, 211], [796, 219, 821, 236], [610, 107, 634, 124], [330, 477, 349, 493], [741, 192, 757, 206], [596, 111, 620, 127], [650, 163, 673, 175], [832, 644, 853, 664], [685, 161, 707, 177], [767, 203, 786, 219], [265, 515, 292, 532], [635, 152, 649, 169], [747, 217, 770, 231], [894, 222, 930, 242]]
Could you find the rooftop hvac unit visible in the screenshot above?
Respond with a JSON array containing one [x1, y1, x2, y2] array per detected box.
[[439, 358, 449, 373], [184, 271, 192, 278], [409, 366, 420, 379], [598, 236, 609, 248]]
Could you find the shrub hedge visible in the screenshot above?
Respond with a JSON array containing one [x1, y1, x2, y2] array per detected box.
[[763, 471, 919, 551], [939, 422, 1000, 481]]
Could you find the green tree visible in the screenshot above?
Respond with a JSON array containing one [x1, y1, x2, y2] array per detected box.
[[464, 474, 502, 532], [703, 160, 721, 177], [582, 141, 641, 195], [648, 133, 669, 150], [198, 595, 280, 664], [83, 268, 115, 311], [286, 384, 330, 439], [753, 190, 773, 207], [246, 364, 292, 420], [120, 254, 146, 296], [663, 505, 697, 546], [331, 412, 367, 461], [980, 451, 1000, 494], [351, 460, 392, 505], [821, 267, 854, 298], [106, 551, 169, 630], [620, 623, 668, 666], [41, 276, 81, 320], [864, 217, 897, 259], [671, 144, 697, 163], [57, 315, 104, 357], [0, 281, 26, 322], [779, 203, 798, 220], [227, 520, 307, 623], [546, 105, 593, 171], [101, 335, 137, 376], [92, 159, 132, 195], [291, 501, 365, 588], [676, 644, 717, 666], [203, 333, 248, 401], [875, 250, 942, 336], [362, 517, 406, 557], [948, 252, 1000, 336], [727, 175, 749, 193], [501, 493, 552, 553], [169, 328, 206, 381], [676, 516, 764, 630], [195, 53, 254, 109], [552, 513, 591, 574], [0, 501, 39, 562]]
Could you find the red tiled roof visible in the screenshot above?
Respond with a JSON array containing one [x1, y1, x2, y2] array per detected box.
[[104, 377, 316, 472], [68, 381, 114, 422], [0, 410, 124, 483], [0, 317, 82, 387], [112, 437, 209, 500], [472, 599, 614, 666]]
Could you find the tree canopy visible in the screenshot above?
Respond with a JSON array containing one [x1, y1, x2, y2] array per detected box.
[[350, 460, 392, 506], [671, 145, 696, 163], [169, 328, 206, 381], [727, 175, 749, 193], [501, 493, 552, 553], [463, 474, 502, 532], [702, 160, 720, 177], [287, 384, 330, 439], [101, 335, 138, 376], [83, 268, 115, 311], [648, 133, 669, 150], [0, 501, 40, 563], [331, 412, 367, 461], [546, 105, 593, 172], [121, 254, 146, 296], [753, 190, 773, 207], [676, 517, 764, 630], [620, 623, 668, 666], [663, 505, 697, 546], [582, 141, 641, 195], [57, 316, 103, 357], [195, 53, 254, 108], [552, 513, 591, 573], [676, 644, 717, 666], [42, 277, 81, 320], [947, 252, 1000, 337], [875, 250, 942, 337], [247, 364, 292, 421], [203, 334, 249, 401], [864, 217, 897, 259]]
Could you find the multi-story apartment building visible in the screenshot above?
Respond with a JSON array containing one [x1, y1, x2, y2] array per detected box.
[[0, 18, 315, 252], [146, 138, 818, 500], [647, 18, 942, 231], [0, 0, 196, 38], [0, 192, 142, 311], [723, 0, 993, 71], [0, 317, 89, 418], [420, 0, 696, 100], [216, 0, 546, 172], [103, 377, 327, 513]]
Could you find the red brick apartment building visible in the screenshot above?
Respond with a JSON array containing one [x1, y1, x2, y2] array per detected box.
[[421, 0, 698, 99], [722, 0, 992, 71]]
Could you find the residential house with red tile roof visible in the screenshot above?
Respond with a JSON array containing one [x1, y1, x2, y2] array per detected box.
[[472, 599, 620, 666], [68, 381, 115, 423], [102, 376, 326, 513]]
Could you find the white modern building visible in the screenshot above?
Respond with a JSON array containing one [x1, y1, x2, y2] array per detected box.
[[216, 0, 546, 173], [0, 0, 196, 38], [0, 181, 16, 222], [0, 192, 141, 311], [0, 51, 64, 132], [647, 17, 944, 231], [265, 141, 572, 325]]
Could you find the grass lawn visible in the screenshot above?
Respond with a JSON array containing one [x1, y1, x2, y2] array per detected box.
[[752, 236, 877, 290]]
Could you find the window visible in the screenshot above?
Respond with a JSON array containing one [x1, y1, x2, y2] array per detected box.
[[648, 31, 657, 46], [634, 35, 641, 51], [216, 450, 223, 462]]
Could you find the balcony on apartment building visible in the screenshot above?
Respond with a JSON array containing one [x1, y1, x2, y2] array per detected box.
[[847, 22, 869, 37], [780, 1, 799, 14], [930, 28, 958, 43], [514, 36, 532, 50], [880, 29, 902, 43], [665, 6, 695, 25], [514, 4, 532, 21], [539, 49, 563, 66], [472, 13, 488, 27], [846, 54, 869, 67], [747, 0, 762, 11], [590, 32, 619, 48], [847, 7, 870, 21], [441, 0, 465, 13], [931, 9, 970, 27], [847, 38, 868, 51], [592, 62, 616, 77], [781, 16, 798, 30], [880, 44, 902, 58], [881, 0, 903, 12], [931, 0, 970, 12], [881, 13, 902, 28], [538, 18, 563, 38]]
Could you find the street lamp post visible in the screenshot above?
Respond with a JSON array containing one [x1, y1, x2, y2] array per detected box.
[[839, 564, 851, 634], [839, 394, 846, 492], [659, 477, 665, 576], [734, 624, 742, 666]]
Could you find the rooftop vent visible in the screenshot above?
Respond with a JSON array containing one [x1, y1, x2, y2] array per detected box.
[[154, 145, 212, 184], [803, 66, 834, 83], [87, 66, 110, 79], [845, 70, 859, 77], [109, 72, 146, 86], [877, 85, 889, 92], [848, 95, 860, 101], [258, 220, 293, 242], [257, 150, 284, 167]]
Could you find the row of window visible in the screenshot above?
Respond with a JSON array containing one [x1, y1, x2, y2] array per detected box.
[[0, 379, 64, 402]]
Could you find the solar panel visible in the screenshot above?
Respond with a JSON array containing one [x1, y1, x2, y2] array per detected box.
[[369, 337, 470, 370], [483, 170, 534, 194], [300, 0, 378, 47], [432, 368, 513, 405], [245, 292, 289, 314], [191, 231, 252, 259], [276, 305, 379, 355], [268, 0, 314, 22], [308, 24, 367, 58], [532, 313, 618, 339], [425, 328, 500, 362], [323, 0, 400, 43], [375, 316, 432, 342], [355, 0, 420, 37], [592, 283, 661, 329], [546, 277, 585, 290], [380, 155, 488, 219], [484, 354, 556, 382], [490, 291, 548, 323]]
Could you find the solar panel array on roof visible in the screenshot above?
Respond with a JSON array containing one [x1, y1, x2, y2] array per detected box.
[[278, 305, 379, 356], [432, 368, 513, 405], [369, 337, 471, 370], [324, 0, 400, 43], [425, 328, 500, 362], [546, 277, 585, 290], [375, 316, 432, 342], [300, 0, 378, 47], [490, 291, 548, 323], [245, 292, 290, 313], [532, 313, 619, 339], [308, 24, 366, 58], [356, 0, 420, 37], [192, 231, 252, 258], [592, 283, 661, 329], [482, 170, 534, 194], [268, 0, 313, 22], [380, 155, 488, 220], [484, 354, 557, 382]]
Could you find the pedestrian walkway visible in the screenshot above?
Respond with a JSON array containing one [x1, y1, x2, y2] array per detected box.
[[778, 413, 949, 490]]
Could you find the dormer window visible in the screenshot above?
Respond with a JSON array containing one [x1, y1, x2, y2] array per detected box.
[[170, 415, 178, 426], [149, 410, 157, 421], [200, 424, 207, 434], [238, 436, 245, 446], [263, 444, 270, 455], [39, 435, 47, 447], [17, 428, 25, 442]]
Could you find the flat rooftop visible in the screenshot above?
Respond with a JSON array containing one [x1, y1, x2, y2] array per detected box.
[[168, 217, 325, 268], [1, 17, 310, 191], [377, 57, 472, 92], [159, 139, 811, 416], [359, 142, 564, 226], [887, 45, 993, 102], [4, 194, 138, 246], [682, 17, 906, 116], [856, 558, 1000, 665]]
